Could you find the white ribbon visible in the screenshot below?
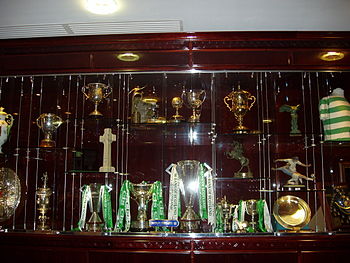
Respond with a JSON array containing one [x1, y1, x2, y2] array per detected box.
[[166, 164, 180, 220], [77, 185, 92, 230], [204, 163, 216, 227], [239, 200, 246, 222], [263, 200, 273, 232]]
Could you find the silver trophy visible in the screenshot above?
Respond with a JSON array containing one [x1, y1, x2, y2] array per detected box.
[[36, 113, 63, 147], [130, 182, 153, 231], [86, 183, 104, 232], [82, 83, 112, 116], [176, 160, 202, 232]]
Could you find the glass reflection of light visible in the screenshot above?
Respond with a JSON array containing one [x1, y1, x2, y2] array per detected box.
[[187, 180, 199, 193], [291, 208, 305, 220], [189, 127, 198, 143]]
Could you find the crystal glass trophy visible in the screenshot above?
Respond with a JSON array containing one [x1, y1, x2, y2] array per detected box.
[[130, 181, 153, 231], [176, 160, 202, 232], [82, 83, 112, 116], [36, 173, 52, 231], [86, 183, 104, 232], [0, 107, 14, 154], [36, 113, 63, 147], [0, 168, 21, 223], [224, 86, 256, 133], [182, 90, 206, 122]]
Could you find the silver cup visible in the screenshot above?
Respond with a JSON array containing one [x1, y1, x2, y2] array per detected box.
[[82, 83, 112, 116], [36, 113, 63, 147], [130, 182, 153, 231]]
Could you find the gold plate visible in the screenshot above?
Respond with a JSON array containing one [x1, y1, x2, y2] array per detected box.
[[273, 195, 311, 231]]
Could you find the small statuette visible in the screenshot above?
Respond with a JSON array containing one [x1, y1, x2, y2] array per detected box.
[[36, 173, 52, 231], [272, 157, 315, 187], [82, 83, 112, 117], [225, 140, 253, 178], [279, 104, 301, 135], [0, 107, 14, 154], [99, 128, 116, 172], [224, 85, 256, 133], [169, 97, 184, 123], [36, 113, 63, 147], [182, 89, 206, 122]]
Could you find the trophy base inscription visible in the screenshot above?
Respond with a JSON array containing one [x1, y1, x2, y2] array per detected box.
[[234, 171, 253, 179], [130, 220, 150, 232], [40, 139, 56, 148]]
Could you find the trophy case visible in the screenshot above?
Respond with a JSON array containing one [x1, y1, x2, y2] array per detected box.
[[1, 32, 350, 262]]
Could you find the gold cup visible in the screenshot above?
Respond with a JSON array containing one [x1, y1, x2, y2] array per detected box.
[[82, 83, 112, 116], [224, 87, 256, 133], [169, 97, 184, 123], [182, 90, 206, 122], [36, 113, 63, 147]]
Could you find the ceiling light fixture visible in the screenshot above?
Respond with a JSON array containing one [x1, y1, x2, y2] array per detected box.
[[85, 0, 119, 15], [320, 51, 345, 61], [117, 53, 140, 62]]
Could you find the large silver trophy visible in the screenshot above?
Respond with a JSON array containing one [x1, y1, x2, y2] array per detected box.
[[182, 90, 206, 122], [36, 113, 63, 147], [167, 160, 203, 232], [82, 83, 112, 116], [130, 182, 153, 231], [85, 183, 104, 232]]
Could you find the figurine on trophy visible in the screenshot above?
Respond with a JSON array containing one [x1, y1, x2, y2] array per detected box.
[[182, 89, 206, 122], [36, 173, 52, 231], [169, 97, 185, 123], [166, 160, 216, 232], [0, 107, 14, 154], [272, 157, 315, 187], [225, 140, 253, 178], [224, 85, 256, 133], [279, 104, 301, 135], [36, 113, 63, 147], [82, 82, 112, 117]]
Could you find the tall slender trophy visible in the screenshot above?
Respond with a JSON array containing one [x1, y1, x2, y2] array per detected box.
[[36, 113, 63, 147], [175, 160, 202, 232], [182, 90, 206, 122], [86, 183, 104, 232], [36, 173, 52, 231], [224, 86, 256, 133], [82, 83, 112, 116], [0, 107, 14, 154], [169, 97, 184, 123], [217, 196, 234, 232], [246, 199, 258, 231], [130, 181, 153, 231]]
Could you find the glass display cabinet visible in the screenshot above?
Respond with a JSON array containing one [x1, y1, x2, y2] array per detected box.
[[0, 32, 350, 263]]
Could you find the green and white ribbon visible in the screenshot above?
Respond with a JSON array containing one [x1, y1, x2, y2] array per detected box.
[[198, 164, 208, 219], [101, 185, 113, 230], [114, 180, 131, 232], [151, 181, 165, 220], [238, 200, 246, 222], [77, 185, 92, 231], [167, 164, 180, 220], [214, 205, 223, 233], [204, 163, 215, 227]]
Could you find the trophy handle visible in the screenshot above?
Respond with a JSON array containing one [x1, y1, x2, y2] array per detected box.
[[103, 85, 112, 99], [223, 95, 231, 110], [5, 114, 14, 128], [36, 116, 43, 129], [201, 90, 207, 103], [165, 163, 175, 175], [81, 86, 89, 99], [248, 95, 256, 110]]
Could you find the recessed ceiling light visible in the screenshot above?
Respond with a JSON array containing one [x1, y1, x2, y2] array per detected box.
[[117, 53, 140, 62], [320, 51, 345, 61], [85, 0, 118, 15]]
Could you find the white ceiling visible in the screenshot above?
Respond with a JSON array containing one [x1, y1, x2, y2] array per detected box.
[[0, 0, 349, 39]]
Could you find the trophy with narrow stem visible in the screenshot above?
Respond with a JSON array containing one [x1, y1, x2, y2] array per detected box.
[[130, 182, 153, 231], [82, 83, 112, 117], [246, 199, 258, 231], [224, 86, 256, 133], [182, 90, 206, 122], [36, 173, 52, 231], [169, 97, 184, 123], [36, 113, 63, 147]]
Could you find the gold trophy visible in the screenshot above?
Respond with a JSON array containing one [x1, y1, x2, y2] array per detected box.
[[224, 86, 256, 133], [82, 83, 112, 116], [130, 181, 153, 231], [169, 97, 184, 123], [182, 90, 206, 122], [246, 199, 258, 231], [217, 196, 234, 232], [36, 113, 63, 147], [36, 173, 52, 231]]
